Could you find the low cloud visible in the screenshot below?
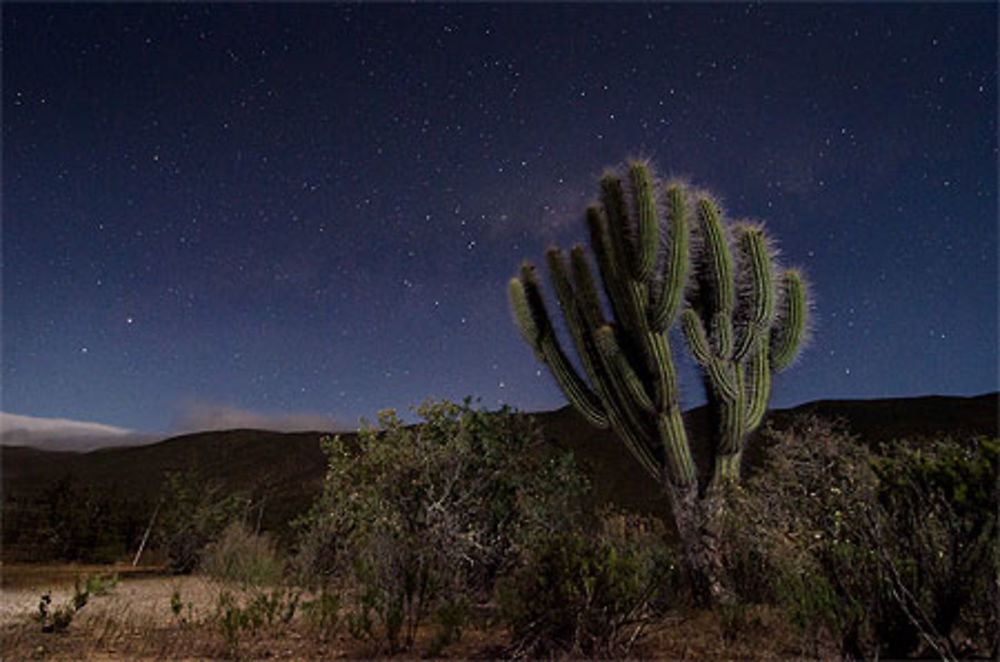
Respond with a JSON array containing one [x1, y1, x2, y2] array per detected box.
[[171, 403, 350, 434], [0, 412, 161, 452]]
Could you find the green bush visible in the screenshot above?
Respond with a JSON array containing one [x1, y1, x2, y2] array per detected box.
[[295, 398, 589, 654], [725, 417, 880, 655], [498, 512, 675, 658], [728, 417, 999, 659], [870, 435, 998, 659], [200, 521, 284, 587]]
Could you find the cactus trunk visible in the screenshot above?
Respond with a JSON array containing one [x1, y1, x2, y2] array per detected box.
[[670, 484, 733, 604], [508, 159, 810, 605]]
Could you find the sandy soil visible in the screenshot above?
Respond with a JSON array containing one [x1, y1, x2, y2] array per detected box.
[[0, 564, 834, 661], [1, 573, 218, 628]]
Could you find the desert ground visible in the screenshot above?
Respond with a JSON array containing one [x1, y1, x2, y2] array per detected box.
[[0, 563, 820, 661]]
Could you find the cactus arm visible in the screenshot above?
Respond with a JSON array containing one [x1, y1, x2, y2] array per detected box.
[[587, 206, 637, 334], [712, 451, 743, 486], [508, 278, 541, 354], [569, 245, 605, 331], [650, 184, 689, 332], [681, 309, 738, 401], [646, 331, 678, 410], [546, 248, 613, 419], [696, 197, 735, 321], [595, 326, 656, 414], [718, 366, 747, 454], [600, 175, 636, 276], [511, 265, 608, 427], [681, 308, 712, 364], [658, 408, 696, 487], [770, 269, 808, 371], [695, 197, 736, 359], [732, 226, 776, 362], [590, 331, 662, 479], [536, 335, 607, 428], [628, 162, 659, 281], [745, 338, 771, 430], [710, 311, 734, 361], [601, 395, 662, 482]]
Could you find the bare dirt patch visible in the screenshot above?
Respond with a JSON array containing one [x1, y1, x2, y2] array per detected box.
[[1, 564, 828, 660]]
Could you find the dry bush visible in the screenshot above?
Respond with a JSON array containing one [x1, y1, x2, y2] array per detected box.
[[200, 520, 284, 587]]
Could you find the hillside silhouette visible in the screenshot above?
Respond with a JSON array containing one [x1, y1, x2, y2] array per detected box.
[[2, 392, 995, 539]]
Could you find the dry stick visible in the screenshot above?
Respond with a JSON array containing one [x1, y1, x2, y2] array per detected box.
[[864, 505, 957, 662], [132, 499, 162, 567]]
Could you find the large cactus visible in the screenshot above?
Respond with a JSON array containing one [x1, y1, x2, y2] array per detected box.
[[508, 160, 809, 602]]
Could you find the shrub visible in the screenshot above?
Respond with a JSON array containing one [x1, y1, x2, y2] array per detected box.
[[498, 511, 675, 658], [155, 471, 247, 574], [870, 435, 998, 659], [725, 417, 879, 655], [728, 417, 999, 659], [201, 521, 284, 587], [295, 398, 589, 654]]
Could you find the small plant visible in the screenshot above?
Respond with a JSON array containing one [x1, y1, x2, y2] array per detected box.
[[37, 593, 78, 634], [169, 585, 194, 624], [72, 576, 90, 612], [216, 590, 244, 657], [170, 586, 183, 617], [84, 572, 119, 596], [247, 587, 299, 627], [302, 588, 340, 635], [427, 597, 469, 658]]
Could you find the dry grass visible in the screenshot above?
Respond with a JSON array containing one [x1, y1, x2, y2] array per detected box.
[[0, 564, 831, 660]]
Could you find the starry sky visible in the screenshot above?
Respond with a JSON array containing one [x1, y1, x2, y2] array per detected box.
[[3, 3, 997, 434]]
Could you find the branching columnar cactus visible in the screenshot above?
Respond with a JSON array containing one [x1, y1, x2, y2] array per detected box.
[[681, 199, 809, 484], [509, 163, 696, 488], [508, 159, 809, 602]]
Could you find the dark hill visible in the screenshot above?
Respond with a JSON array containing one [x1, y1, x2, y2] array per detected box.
[[2, 392, 996, 543], [531, 391, 997, 517]]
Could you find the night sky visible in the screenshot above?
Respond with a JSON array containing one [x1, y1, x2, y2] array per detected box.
[[3, 3, 997, 435]]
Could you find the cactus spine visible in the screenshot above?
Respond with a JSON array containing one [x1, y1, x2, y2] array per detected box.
[[508, 160, 809, 602]]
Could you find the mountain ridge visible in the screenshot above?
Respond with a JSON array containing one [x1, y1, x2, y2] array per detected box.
[[2, 392, 995, 539]]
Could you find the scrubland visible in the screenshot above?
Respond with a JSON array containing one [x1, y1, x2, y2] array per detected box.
[[2, 401, 996, 660]]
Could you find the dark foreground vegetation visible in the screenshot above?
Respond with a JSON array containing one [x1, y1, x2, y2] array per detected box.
[[2, 397, 997, 660]]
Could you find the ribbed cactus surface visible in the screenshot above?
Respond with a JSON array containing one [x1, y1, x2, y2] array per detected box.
[[508, 160, 809, 492]]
